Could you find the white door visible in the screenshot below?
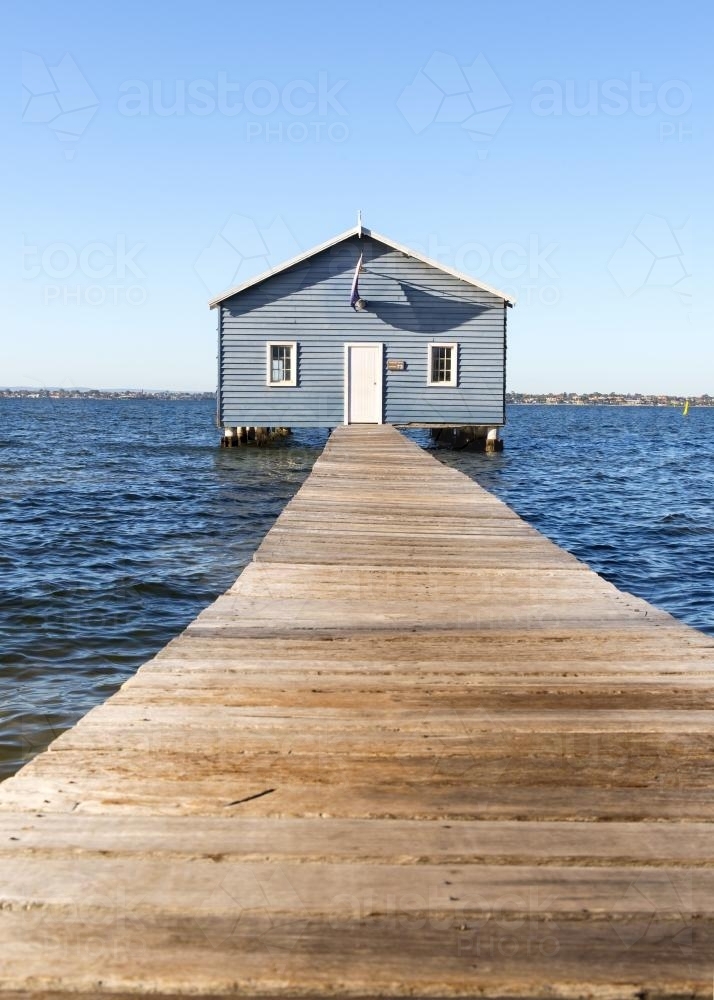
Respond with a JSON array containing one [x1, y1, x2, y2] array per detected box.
[[345, 343, 383, 424]]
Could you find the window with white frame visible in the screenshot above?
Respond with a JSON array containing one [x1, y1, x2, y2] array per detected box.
[[266, 342, 297, 386], [427, 343, 458, 387]]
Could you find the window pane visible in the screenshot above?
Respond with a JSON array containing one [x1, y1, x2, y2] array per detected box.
[[431, 346, 452, 383], [270, 345, 292, 383]]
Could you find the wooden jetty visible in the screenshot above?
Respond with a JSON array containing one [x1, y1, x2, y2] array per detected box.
[[1, 424, 712, 997]]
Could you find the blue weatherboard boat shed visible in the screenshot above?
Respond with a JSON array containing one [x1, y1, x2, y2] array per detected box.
[[210, 223, 514, 448]]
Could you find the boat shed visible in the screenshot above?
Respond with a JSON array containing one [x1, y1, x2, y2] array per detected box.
[[210, 223, 514, 447]]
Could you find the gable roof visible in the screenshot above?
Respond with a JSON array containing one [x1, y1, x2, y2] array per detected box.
[[208, 225, 515, 308]]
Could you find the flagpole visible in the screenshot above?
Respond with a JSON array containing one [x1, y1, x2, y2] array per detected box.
[[351, 212, 365, 310]]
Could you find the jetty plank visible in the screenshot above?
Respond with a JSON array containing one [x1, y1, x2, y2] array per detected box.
[[0, 424, 712, 998]]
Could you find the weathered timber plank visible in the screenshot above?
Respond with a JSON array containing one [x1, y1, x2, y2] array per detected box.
[[0, 423, 712, 997], [0, 815, 712, 864], [5, 770, 714, 820], [0, 910, 711, 998]]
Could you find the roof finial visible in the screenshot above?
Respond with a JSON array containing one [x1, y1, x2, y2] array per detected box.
[[357, 209, 362, 238]]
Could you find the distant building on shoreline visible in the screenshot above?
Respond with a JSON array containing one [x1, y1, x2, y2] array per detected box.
[[507, 392, 712, 407], [0, 389, 215, 401]]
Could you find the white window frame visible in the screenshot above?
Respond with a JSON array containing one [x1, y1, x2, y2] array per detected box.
[[266, 341, 297, 387], [426, 342, 458, 387]]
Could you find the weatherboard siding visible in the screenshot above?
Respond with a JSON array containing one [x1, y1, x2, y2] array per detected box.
[[219, 235, 506, 428]]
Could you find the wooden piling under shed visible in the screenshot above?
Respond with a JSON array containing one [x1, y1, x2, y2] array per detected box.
[[221, 426, 291, 446], [0, 424, 713, 997]]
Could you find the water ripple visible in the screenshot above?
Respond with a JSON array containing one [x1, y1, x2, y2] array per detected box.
[[1, 399, 712, 779], [421, 404, 713, 637], [0, 398, 326, 778]]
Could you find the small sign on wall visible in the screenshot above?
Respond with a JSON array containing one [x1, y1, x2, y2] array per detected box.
[[387, 359, 407, 372]]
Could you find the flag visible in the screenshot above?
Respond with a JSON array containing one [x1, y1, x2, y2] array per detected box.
[[350, 252, 363, 309]]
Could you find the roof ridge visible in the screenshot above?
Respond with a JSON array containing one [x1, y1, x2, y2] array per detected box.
[[208, 225, 515, 308]]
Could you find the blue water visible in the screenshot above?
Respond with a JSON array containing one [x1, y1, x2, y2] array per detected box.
[[0, 399, 712, 778], [430, 404, 713, 637]]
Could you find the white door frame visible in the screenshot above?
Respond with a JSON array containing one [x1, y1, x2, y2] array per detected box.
[[343, 342, 384, 425]]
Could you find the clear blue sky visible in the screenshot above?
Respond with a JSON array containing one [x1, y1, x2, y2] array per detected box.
[[1, 0, 710, 393]]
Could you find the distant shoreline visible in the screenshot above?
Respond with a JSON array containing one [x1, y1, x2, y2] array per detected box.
[[0, 390, 215, 401], [507, 393, 713, 407], [1, 389, 711, 407]]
